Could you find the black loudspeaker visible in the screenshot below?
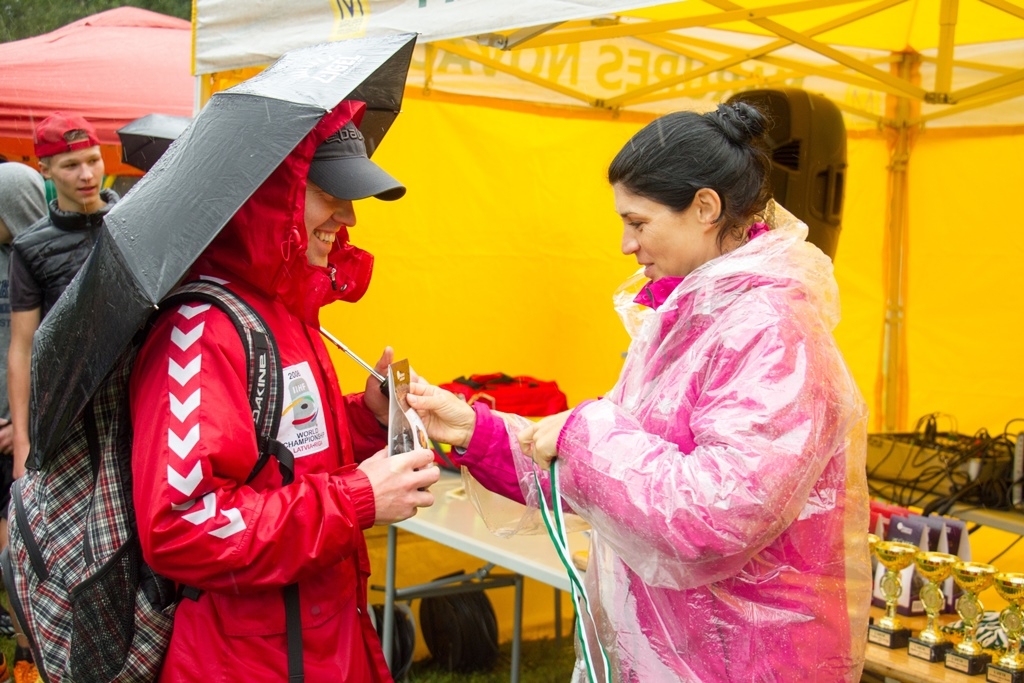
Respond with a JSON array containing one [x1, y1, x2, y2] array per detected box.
[[726, 88, 847, 260]]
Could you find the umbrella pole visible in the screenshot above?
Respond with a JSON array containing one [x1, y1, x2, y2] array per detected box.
[[319, 327, 390, 399], [319, 327, 385, 382]]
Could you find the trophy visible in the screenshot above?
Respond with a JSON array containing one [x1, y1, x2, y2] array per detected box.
[[946, 561, 997, 675], [988, 572, 1024, 683], [908, 551, 958, 662], [868, 539, 919, 649]]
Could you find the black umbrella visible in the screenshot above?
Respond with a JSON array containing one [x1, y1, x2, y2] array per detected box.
[[117, 113, 192, 172], [29, 32, 417, 468]]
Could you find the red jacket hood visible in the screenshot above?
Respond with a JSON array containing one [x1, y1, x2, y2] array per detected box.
[[190, 100, 374, 325]]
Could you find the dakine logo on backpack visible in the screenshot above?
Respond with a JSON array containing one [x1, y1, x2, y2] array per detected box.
[[1, 281, 296, 683]]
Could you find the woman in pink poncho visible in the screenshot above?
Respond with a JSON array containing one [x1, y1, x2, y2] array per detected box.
[[407, 102, 871, 682]]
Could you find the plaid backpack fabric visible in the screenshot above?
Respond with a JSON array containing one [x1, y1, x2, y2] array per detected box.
[[2, 281, 293, 683]]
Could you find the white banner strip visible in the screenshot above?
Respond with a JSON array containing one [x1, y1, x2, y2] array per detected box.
[[194, 0, 670, 74]]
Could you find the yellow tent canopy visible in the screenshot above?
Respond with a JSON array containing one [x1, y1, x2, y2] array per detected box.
[[193, 0, 1024, 435]]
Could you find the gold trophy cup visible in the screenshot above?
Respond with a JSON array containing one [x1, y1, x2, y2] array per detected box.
[[988, 572, 1024, 683], [946, 561, 997, 675], [868, 540, 919, 649], [908, 551, 959, 662]]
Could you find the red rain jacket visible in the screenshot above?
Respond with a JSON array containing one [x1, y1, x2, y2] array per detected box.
[[130, 101, 392, 682]]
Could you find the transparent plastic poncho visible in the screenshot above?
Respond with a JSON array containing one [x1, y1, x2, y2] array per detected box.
[[464, 204, 871, 682]]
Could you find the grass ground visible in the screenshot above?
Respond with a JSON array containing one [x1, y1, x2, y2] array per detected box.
[[0, 635, 573, 683], [405, 637, 576, 682], [0, 588, 574, 683], [0, 635, 12, 672]]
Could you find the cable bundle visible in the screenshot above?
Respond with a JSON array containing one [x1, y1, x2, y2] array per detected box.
[[418, 571, 500, 673], [868, 414, 1022, 515], [368, 602, 416, 680]]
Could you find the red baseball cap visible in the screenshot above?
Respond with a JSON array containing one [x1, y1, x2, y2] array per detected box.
[[33, 112, 101, 158]]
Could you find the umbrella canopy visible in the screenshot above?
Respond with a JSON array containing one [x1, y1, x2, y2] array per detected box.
[[117, 114, 192, 172], [0, 7, 192, 175], [28, 32, 418, 468]]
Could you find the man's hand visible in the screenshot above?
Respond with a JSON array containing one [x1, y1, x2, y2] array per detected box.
[[358, 448, 440, 525], [12, 440, 28, 479], [406, 382, 476, 449], [516, 410, 572, 470], [363, 347, 393, 425], [0, 419, 13, 456]]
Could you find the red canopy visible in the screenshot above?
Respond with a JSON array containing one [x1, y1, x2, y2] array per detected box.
[[0, 7, 193, 176]]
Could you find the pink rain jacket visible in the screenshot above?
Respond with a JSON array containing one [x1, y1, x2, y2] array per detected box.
[[458, 207, 871, 682]]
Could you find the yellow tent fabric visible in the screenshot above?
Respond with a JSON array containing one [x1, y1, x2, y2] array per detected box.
[[630, 0, 1024, 50], [325, 95, 1023, 439], [193, 0, 1024, 430]]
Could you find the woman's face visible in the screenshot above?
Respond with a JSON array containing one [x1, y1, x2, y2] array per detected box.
[[614, 184, 723, 281]]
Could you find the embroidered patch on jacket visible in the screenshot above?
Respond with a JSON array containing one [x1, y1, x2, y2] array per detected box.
[[279, 361, 329, 457]]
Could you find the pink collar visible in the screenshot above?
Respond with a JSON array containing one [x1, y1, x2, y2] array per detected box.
[[632, 222, 770, 310], [633, 276, 683, 309]]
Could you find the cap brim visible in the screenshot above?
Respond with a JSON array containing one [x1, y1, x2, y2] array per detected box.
[[308, 156, 406, 201]]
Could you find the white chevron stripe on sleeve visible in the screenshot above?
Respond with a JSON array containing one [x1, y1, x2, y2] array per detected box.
[[169, 389, 201, 422], [208, 508, 246, 539], [177, 303, 212, 320], [199, 275, 229, 285], [168, 424, 200, 459], [167, 462, 204, 497], [171, 322, 205, 351], [182, 493, 217, 525], [168, 356, 201, 385]]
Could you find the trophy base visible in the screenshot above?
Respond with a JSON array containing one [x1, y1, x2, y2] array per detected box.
[[908, 637, 954, 663], [946, 650, 992, 676], [987, 663, 1024, 683], [868, 624, 911, 649]]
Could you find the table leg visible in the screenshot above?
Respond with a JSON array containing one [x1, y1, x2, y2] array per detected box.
[[554, 588, 562, 644], [382, 525, 397, 670], [512, 574, 524, 683]]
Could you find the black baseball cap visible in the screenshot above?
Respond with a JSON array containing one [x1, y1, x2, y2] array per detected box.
[[308, 121, 406, 201]]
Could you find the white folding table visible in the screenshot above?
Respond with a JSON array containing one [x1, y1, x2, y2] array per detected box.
[[378, 471, 589, 681]]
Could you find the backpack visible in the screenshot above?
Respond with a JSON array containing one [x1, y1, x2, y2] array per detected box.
[[1, 281, 296, 683]]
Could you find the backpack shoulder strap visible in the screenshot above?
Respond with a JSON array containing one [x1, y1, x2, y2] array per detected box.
[[160, 281, 306, 681], [160, 280, 295, 485]]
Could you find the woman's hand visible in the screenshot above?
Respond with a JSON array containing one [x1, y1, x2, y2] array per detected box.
[[517, 410, 572, 470], [406, 382, 476, 448]]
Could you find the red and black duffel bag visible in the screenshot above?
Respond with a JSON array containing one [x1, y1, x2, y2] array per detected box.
[[439, 373, 568, 418]]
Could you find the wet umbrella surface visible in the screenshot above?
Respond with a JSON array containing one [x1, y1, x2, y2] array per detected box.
[[29, 32, 417, 468], [117, 113, 192, 172]]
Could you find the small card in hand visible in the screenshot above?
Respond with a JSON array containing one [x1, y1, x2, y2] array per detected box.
[[387, 359, 429, 456]]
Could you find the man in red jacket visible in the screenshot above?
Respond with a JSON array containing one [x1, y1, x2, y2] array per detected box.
[[130, 100, 439, 682]]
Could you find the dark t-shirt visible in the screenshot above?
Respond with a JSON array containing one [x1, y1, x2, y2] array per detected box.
[[9, 246, 44, 313]]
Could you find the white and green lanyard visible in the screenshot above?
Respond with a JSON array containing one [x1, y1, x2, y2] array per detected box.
[[534, 460, 611, 683]]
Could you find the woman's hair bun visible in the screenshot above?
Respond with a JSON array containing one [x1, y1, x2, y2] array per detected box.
[[708, 102, 767, 145]]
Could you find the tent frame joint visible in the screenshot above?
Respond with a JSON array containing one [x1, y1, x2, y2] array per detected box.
[[473, 23, 564, 51], [924, 91, 956, 105], [472, 33, 509, 49]]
